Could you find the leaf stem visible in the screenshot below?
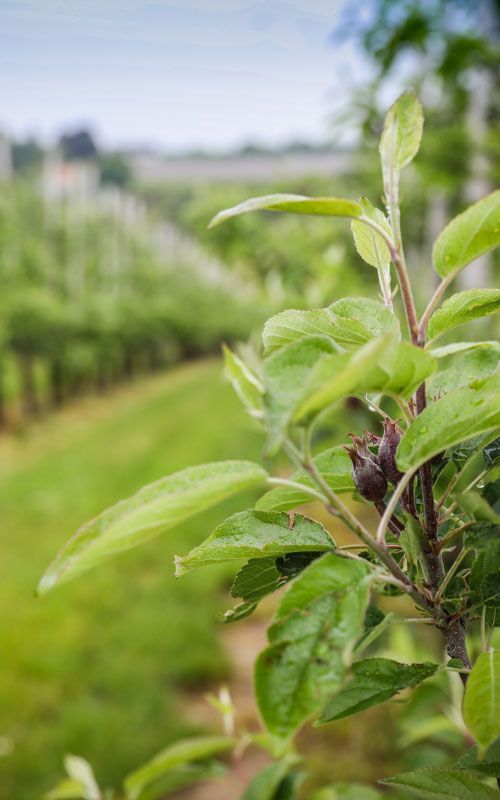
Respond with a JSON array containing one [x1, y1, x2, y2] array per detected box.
[[480, 606, 488, 652], [415, 383, 445, 590], [376, 469, 415, 544], [361, 198, 469, 673], [374, 499, 404, 537], [436, 468, 463, 511], [266, 476, 327, 504], [438, 468, 489, 523], [386, 184, 420, 345], [384, 392, 415, 424], [434, 549, 467, 604], [356, 392, 413, 426], [366, 191, 442, 585], [439, 522, 476, 550], [359, 213, 420, 342], [339, 543, 401, 551], [418, 272, 455, 341], [378, 263, 394, 312], [354, 394, 393, 421]]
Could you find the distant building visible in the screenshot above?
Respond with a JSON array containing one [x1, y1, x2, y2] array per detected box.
[[129, 149, 353, 185], [41, 156, 99, 204], [0, 132, 13, 180]]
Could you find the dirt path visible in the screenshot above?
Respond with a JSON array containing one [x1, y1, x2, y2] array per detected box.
[[178, 616, 272, 799]]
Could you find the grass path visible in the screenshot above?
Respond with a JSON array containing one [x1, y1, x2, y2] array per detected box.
[[0, 360, 264, 798]]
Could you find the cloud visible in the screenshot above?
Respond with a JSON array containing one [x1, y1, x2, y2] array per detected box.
[[1, 1, 341, 47], [0, 0, 361, 149]]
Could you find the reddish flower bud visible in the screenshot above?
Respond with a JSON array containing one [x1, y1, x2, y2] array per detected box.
[[378, 419, 403, 486], [345, 441, 388, 502], [348, 433, 377, 459], [364, 431, 382, 445]]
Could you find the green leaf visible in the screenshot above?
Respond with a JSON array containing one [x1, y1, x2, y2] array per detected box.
[[451, 448, 488, 494], [396, 373, 500, 473], [450, 433, 497, 470], [317, 658, 438, 724], [231, 557, 283, 603], [45, 757, 101, 800], [241, 756, 301, 800], [313, 784, 383, 800], [45, 779, 89, 800], [64, 756, 100, 796], [175, 510, 333, 575], [256, 447, 354, 512], [222, 344, 263, 415], [457, 491, 500, 524], [293, 335, 391, 422], [263, 335, 337, 454], [463, 522, 500, 551], [447, 658, 467, 671], [484, 436, 500, 466], [130, 764, 226, 800], [262, 334, 433, 454], [276, 551, 324, 580], [134, 763, 226, 800], [295, 337, 434, 421], [433, 190, 500, 278], [208, 194, 362, 229], [379, 90, 423, 184], [262, 309, 342, 355], [428, 346, 499, 398], [469, 546, 500, 615], [427, 288, 500, 341], [375, 341, 436, 398], [262, 297, 399, 355], [328, 297, 399, 348], [274, 772, 306, 800], [226, 552, 321, 622], [221, 601, 258, 624], [429, 341, 500, 359], [354, 611, 395, 656], [262, 299, 399, 355], [223, 554, 320, 623], [455, 739, 500, 778], [463, 650, 500, 750], [124, 736, 234, 800], [255, 484, 318, 514], [400, 517, 426, 570], [401, 717, 459, 748], [381, 768, 499, 799], [255, 553, 371, 739], [351, 198, 392, 268], [38, 461, 268, 595], [363, 604, 386, 629]]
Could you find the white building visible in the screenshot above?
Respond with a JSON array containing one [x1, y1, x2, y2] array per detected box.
[[0, 132, 12, 180]]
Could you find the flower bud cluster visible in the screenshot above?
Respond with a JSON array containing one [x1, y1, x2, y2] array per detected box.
[[378, 419, 403, 486], [344, 420, 402, 504], [345, 434, 387, 502]]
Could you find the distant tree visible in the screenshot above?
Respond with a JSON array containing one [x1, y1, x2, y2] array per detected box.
[[98, 152, 131, 187], [334, 0, 500, 286], [11, 138, 44, 174], [334, 0, 499, 147], [59, 129, 98, 161]]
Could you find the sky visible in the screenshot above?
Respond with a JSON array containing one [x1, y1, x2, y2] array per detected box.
[[0, 0, 373, 152]]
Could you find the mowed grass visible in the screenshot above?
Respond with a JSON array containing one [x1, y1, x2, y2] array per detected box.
[[0, 360, 264, 798]]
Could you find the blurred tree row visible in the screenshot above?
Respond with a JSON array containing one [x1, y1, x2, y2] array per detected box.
[[140, 176, 380, 309], [0, 182, 260, 429]]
